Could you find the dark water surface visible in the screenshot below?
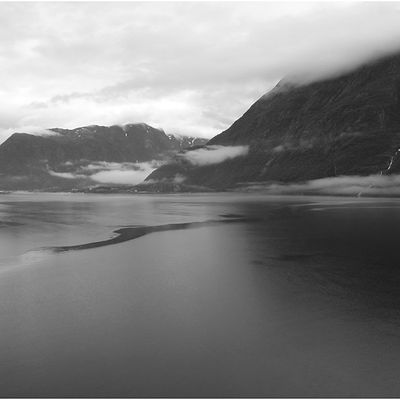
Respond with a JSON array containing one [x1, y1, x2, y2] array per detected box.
[[1, 193, 400, 397]]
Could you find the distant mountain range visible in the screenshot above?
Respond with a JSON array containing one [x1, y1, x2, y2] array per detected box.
[[147, 52, 400, 192], [3, 52, 400, 193], [0, 123, 207, 190]]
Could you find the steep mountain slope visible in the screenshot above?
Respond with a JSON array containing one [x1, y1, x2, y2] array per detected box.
[[0, 123, 207, 190], [148, 52, 400, 190]]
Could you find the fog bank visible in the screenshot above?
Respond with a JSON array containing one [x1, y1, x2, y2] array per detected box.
[[180, 145, 249, 166], [241, 174, 400, 197]]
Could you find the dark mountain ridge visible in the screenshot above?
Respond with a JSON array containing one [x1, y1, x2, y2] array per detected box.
[[0, 123, 207, 190], [148, 52, 400, 190]]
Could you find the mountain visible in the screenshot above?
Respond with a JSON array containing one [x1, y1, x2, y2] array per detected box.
[[147, 52, 400, 191], [0, 123, 207, 190]]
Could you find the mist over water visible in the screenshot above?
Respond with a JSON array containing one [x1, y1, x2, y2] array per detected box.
[[1, 193, 400, 397]]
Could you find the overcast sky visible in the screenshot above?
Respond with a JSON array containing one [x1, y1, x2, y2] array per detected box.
[[1, 1, 400, 143]]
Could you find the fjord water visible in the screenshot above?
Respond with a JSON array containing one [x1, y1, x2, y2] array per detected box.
[[1, 193, 400, 397]]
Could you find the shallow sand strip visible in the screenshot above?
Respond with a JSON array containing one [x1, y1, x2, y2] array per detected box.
[[44, 216, 253, 253]]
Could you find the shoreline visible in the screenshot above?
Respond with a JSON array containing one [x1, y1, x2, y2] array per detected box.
[[4, 189, 400, 200]]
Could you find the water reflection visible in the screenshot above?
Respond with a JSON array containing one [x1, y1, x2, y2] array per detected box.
[[0, 193, 400, 397]]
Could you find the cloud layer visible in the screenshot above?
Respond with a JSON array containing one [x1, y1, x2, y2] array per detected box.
[[49, 161, 159, 185], [243, 175, 400, 197], [1, 3, 400, 142], [180, 145, 249, 166]]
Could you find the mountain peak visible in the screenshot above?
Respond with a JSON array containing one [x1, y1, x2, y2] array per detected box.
[[149, 50, 400, 190]]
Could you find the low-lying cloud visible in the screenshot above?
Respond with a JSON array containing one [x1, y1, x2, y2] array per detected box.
[[19, 127, 60, 137], [272, 139, 316, 153], [48, 160, 160, 185], [180, 145, 249, 166], [90, 162, 156, 185], [48, 170, 86, 180], [242, 174, 400, 197]]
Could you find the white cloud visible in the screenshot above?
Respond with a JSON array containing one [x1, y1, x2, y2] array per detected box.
[[89, 161, 157, 185], [247, 174, 400, 197], [48, 160, 159, 185], [48, 170, 86, 180], [82, 161, 140, 172], [1, 3, 400, 142], [90, 168, 154, 185], [23, 127, 60, 137], [180, 145, 249, 166]]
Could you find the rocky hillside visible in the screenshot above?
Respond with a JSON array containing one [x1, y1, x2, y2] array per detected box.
[[148, 52, 400, 190], [0, 123, 207, 190]]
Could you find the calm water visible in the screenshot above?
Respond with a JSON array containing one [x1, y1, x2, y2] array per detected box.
[[1, 192, 400, 397]]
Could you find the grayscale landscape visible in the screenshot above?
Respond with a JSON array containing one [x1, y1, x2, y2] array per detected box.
[[2, 1, 400, 398]]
